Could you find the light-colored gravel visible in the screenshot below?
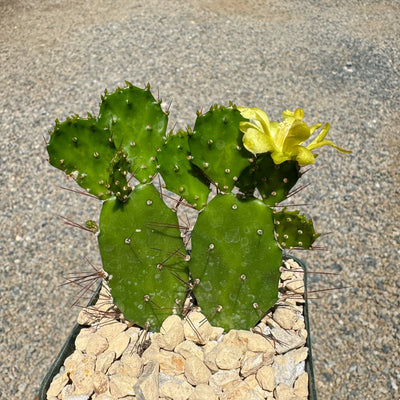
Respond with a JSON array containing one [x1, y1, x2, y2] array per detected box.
[[1, 1, 399, 399], [46, 259, 310, 399]]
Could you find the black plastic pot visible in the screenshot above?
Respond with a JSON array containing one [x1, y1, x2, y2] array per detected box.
[[39, 256, 317, 400]]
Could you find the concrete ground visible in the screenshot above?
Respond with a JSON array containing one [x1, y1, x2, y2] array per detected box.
[[0, 0, 399, 399]]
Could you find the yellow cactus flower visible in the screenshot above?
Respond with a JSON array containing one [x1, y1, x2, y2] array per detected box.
[[238, 107, 351, 165]]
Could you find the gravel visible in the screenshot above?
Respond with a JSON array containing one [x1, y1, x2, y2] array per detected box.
[[0, 1, 399, 399]]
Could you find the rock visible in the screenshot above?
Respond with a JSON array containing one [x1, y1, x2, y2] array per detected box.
[[209, 369, 241, 392], [120, 353, 144, 377], [184, 355, 211, 385], [271, 326, 306, 354], [291, 316, 305, 331], [97, 321, 127, 340], [175, 339, 204, 360], [222, 330, 248, 351], [134, 360, 159, 400], [274, 383, 295, 399], [280, 270, 294, 281], [202, 341, 219, 372], [273, 307, 299, 330], [109, 374, 136, 398], [160, 315, 185, 351], [215, 343, 244, 370], [154, 349, 185, 376], [75, 328, 96, 353], [184, 311, 214, 344], [189, 383, 218, 400], [64, 395, 90, 400], [86, 333, 109, 356], [64, 350, 85, 374], [294, 372, 308, 398], [107, 331, 130, 358], [61, 384, 75, 399], [222, 380, 262, 400], [92, 371, 109, 395], [70, 354, 96, 396], [273, 353, 297, 387], [256, 365, 275, 392], [159, 374, 194, 400], [95, 351, 116, 373], [240, 352, 264, 377], [47, 371, 69, 398], [244, 374, 268, 399], [246, 333, 274, 353], [91, 394, 114, 400], [290, 347, 308, 364], [209, 326, 224, 341], [262, 348, 275, 366], [141, 343, 160, 364], [285, 279, 305, 294]]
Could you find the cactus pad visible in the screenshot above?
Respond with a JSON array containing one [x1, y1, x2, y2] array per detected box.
[[189, 193, 282, 331], [274, 208, 320, 249], [157, 129, 211, 210], [98, 184, 189, 330], [189, 106, 252, 192], [47, 116, 131, 200], [237, 153, 300, 206], [97, 83, 168, 184]]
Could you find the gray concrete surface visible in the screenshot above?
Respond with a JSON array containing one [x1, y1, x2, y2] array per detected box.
[[1, 0, 399, 399]]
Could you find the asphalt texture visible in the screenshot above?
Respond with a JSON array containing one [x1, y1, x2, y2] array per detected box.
[[0, 1, 399, 399]]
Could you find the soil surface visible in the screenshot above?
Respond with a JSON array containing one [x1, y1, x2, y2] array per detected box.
[[1, 1, 399, 399]]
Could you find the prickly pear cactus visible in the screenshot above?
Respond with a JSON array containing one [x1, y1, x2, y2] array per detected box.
[[47, 82, 350, 332], [189, 194, 282, 330], [236, 153, 300, 206], [157, 129, 210, 209], [274, 208, 321, 250], [98, 184, 188, 328], [189, 106, 253, 192], [97, 83, 168, 184], [47, 115, 131, 200]]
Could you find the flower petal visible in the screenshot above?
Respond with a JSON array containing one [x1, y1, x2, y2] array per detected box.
[[283, 120, 311, 152], [294, 146, 316, 165], [238, 106, 271, 136], [307, 140, 352, 154], [242, 126, 275, 154], [271, 151, 292, 165]]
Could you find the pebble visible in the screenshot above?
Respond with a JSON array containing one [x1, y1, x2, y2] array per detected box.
[[160, 315, 185, 351], [271, 326, 306, 354], [159, 374, 194, 400], [107, 331, 130, 358], [294, 372, 309, 398], [86, 333, 109, 355], [175, 339, 204, 360], [95, 351, 116, 373], [46, 259, 310, 400], [133, 360, 159, 400], [183, 310, 214, 344], [109, 374, 136, 398], [273, 307, 299, 330], [189, 383, 218, 400], [256, 365, 275, 391], [184, 355, 211, 385]]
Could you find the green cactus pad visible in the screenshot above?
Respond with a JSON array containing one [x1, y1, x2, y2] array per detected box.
[[189, 106, 253, 192], [274, 208, 320, 249], [236, 153, 300, 206], [157, 130, 211, 210], [189, 193, 282, 331], [97, 83, 168, 184], [47, 116, 130, 200], [98, 184, 189, 330]]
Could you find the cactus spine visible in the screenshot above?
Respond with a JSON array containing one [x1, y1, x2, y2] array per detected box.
[[48, 83, 348, 331]]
